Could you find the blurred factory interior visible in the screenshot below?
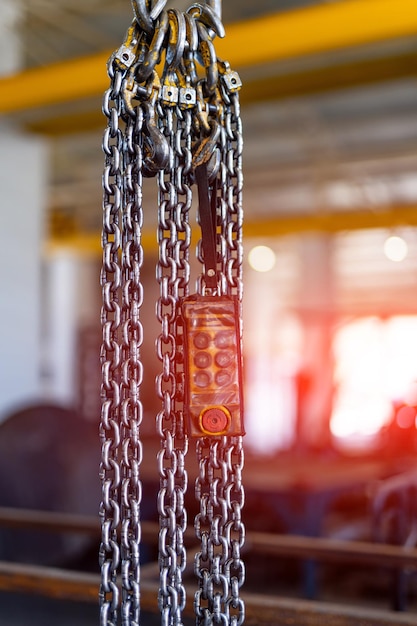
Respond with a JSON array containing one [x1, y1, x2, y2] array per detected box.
[[2, 0, 417, 454], [2, 0, 417, 621]]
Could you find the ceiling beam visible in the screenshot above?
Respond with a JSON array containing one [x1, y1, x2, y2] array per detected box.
[[24, 47, 417, 135], [1, 0, 417, 116], [44, 204, 417, 256], [245, 205, 417, 237], [241, 49, 417, 105], [221, 0, 417, 68]]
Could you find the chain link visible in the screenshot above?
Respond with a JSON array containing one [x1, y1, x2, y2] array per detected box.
[[100, 63, 123, 626], [156, 104, 193, 626], [193, 84, 245, 625], [223, 92, 244, 301], [101, 63, 148, 626], [120, 106, 145, 626], [194, 437, 245, 626], [101, 5, 245, 625]]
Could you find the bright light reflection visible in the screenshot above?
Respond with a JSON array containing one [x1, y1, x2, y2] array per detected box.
[[248, 245, 276, 272], [384, 235, 408, 262], [245, 356, 297, 453], [331, 316, 417, 443]]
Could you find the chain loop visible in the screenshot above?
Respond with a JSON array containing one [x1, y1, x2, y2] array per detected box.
[[156, 103, 192, 626], [100, 64, 124, 626], [101, 4, 244, 625]]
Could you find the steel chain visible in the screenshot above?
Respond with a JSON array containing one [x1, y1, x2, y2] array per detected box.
[[194, 437, 245, 626], [120, 105, 145, 626], [156, 103, 193, 626], [100, 63, 123, 626], [101, 64, 148, 626], [222, 90, 245, 626], [101, 3, 244, 625], [194, 83, 245, 626], [223, 91, 244, 301]]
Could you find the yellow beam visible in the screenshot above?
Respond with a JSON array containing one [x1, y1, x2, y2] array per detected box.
[[0, 51, 110, 114], [241, 49, 417, 105], [26, 47, 417, 135], [245, 205, 417, 237], [218, 0, 417, 68], [44, 205, 417, 256], [1, 0, 417, 115]]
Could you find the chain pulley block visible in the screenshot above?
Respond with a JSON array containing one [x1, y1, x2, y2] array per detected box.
[[180, 294, 244, 437], [100, 1, 245, 624]]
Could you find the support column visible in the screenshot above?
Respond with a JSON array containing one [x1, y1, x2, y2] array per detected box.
[[0, 0, 49, 418], [0, 125, 48, 418], [42, 251, 101, 412], [295, 233, 335, 452], [0, 1, 22, 75]]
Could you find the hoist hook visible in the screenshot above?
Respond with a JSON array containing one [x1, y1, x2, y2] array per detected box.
[[187, 3, 225, 39], [192, 121, 221, 180], [196, 22, 218, 95], [142, 101, 170, 176], [112, 20, 142, 71]]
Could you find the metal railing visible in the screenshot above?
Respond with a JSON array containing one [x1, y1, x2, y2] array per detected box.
[[1, 506, 417, 625]]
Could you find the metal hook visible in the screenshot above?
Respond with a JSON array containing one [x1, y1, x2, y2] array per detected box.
[[192, 121, 220, 170], [142, 75, 170, 176], [196, 22, 218, 95], [112, 20, 142, 71], [187, 3, 225, 39], [184, 11, 199, 53], [142, 103, 170, 176]]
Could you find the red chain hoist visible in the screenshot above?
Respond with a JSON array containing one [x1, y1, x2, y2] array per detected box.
[[100, 1, 244, 624]]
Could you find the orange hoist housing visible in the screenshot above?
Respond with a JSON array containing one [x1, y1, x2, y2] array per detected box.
[[180, 295, 245, 437]]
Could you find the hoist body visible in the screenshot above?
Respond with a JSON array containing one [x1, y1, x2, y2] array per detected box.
[[181, 294, 244, 437]]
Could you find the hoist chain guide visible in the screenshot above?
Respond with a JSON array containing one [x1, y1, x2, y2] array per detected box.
[[100, 1, 244, 624]]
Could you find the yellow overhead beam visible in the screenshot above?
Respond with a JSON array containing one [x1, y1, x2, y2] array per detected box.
[[25, 48, 417, 135], [45, 205, 417, 256], [244, 205, 417, 238], [1, 0, 417, 115], [0, 51, 110, 114], [218, 0, 417, 68]]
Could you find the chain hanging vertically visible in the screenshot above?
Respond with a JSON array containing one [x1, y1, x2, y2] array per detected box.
[[192, 52, 245, 626], [155, 101, 192, 625], [100, 61, 123, 626], [119, 104, 146, 626], [100, 53, 149, 625], [100, 1, 245, 624]]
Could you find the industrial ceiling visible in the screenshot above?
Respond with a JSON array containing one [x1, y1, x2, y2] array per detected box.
[[19, 0, 314, 68], [2, 0, 417, 245]]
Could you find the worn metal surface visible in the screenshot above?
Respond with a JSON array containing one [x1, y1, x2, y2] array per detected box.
[[155, 101, 191, 626], [100, 3, 245, 624]]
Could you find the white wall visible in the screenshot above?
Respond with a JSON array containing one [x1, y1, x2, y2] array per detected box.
[[42, 251, 100, 409], [0, 1, 22, 76], [0, 125, 48, 418]]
